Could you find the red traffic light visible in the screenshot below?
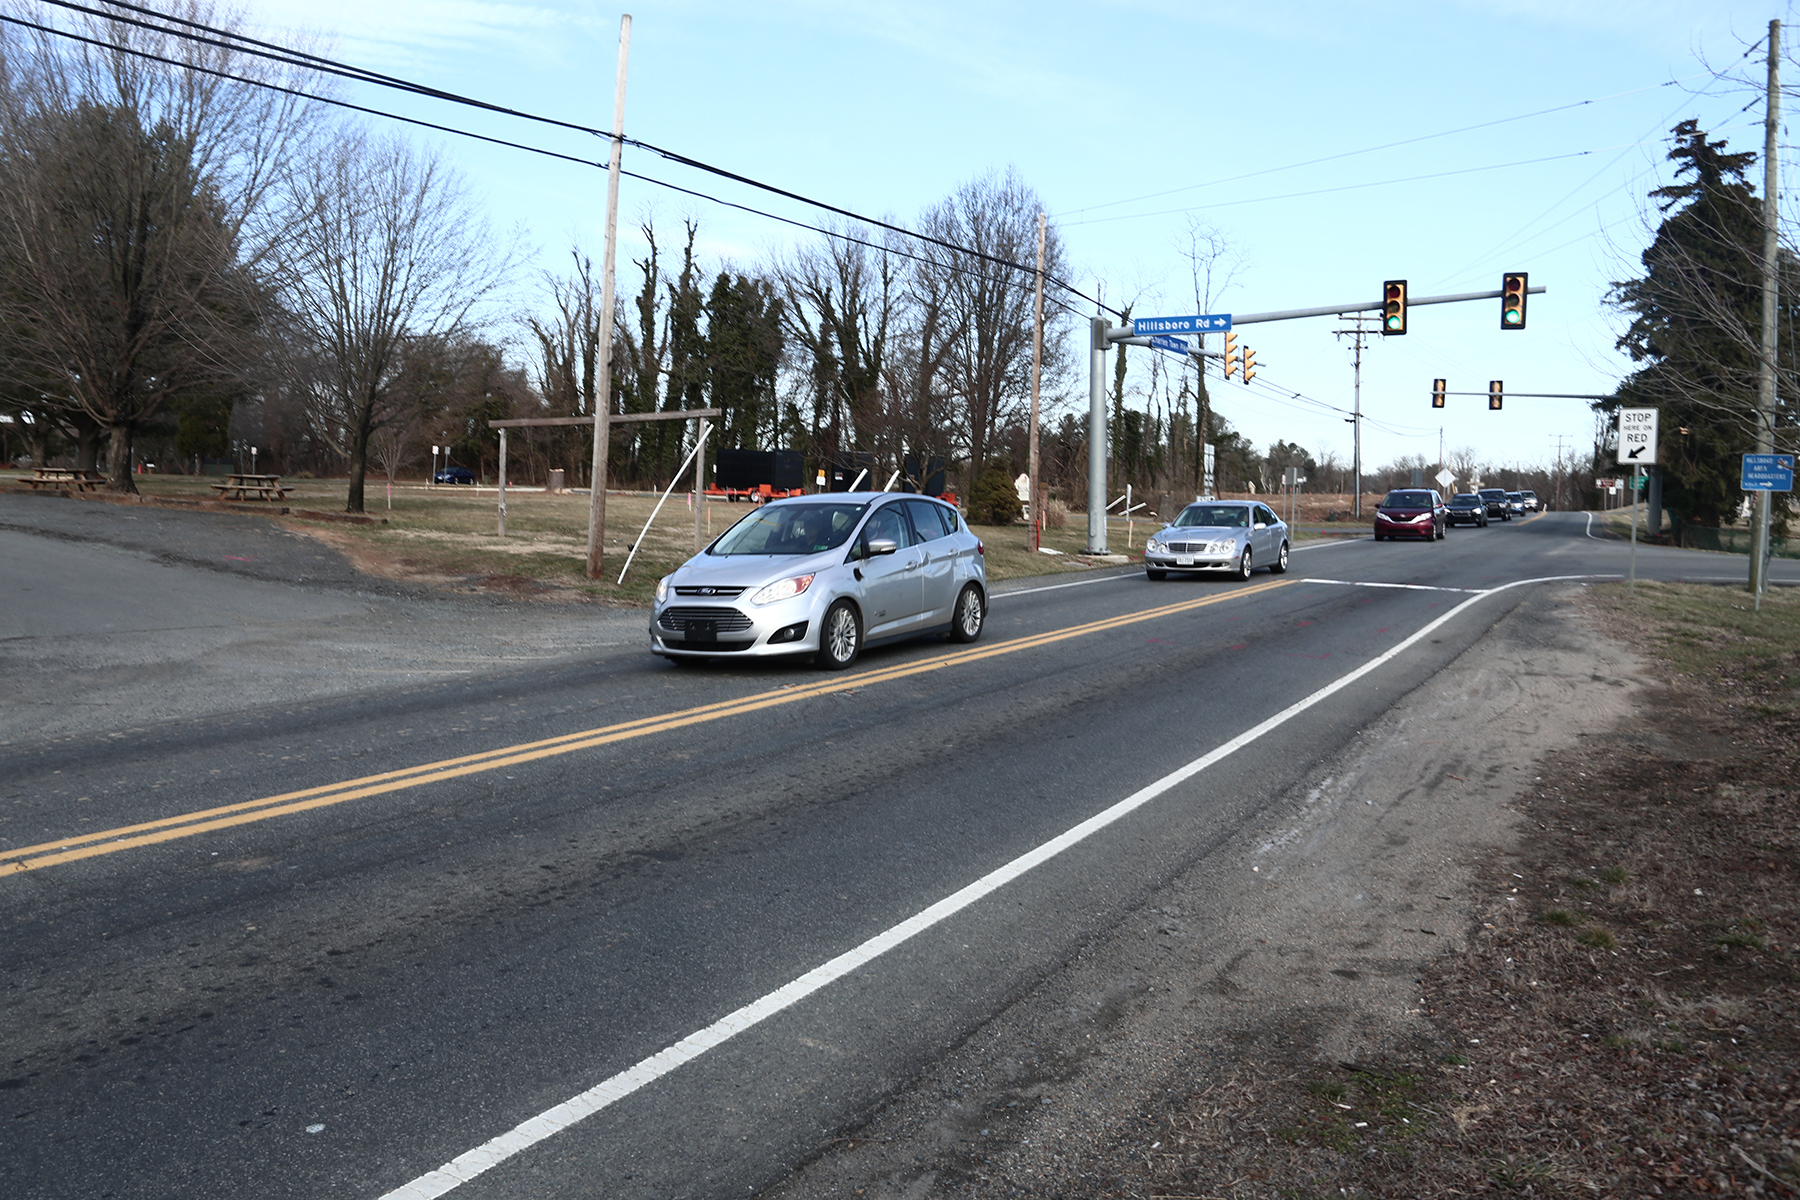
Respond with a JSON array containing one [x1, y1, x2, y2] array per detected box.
[[1382, 280, 1407, 335]]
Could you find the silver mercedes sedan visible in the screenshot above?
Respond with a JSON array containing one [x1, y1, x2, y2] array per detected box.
[[1142, 499, 1291, 580], [649, 493, 988, 669]]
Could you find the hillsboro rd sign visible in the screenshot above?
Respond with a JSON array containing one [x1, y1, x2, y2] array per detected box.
[[1133, 313, 1232, 335]]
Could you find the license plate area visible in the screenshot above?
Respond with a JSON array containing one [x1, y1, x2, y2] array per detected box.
[[1175, 556, 1194, 566], [686, 619, 718, 643]]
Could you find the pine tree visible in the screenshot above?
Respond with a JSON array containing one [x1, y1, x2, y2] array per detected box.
[[1605, 120, 1799, 527]]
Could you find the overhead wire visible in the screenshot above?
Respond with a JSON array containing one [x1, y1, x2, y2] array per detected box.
[[33, 0, 1121, 317]]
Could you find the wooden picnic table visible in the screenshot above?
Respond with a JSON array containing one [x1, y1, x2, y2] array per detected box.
[[211, 473, 288, 501], [18, 467, 106, 491]]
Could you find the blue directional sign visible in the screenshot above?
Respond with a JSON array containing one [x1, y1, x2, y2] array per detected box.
[[1135, 313, 1232, 335], [1149, 334, 1191, 354], [1741, 453, 1795, 492]]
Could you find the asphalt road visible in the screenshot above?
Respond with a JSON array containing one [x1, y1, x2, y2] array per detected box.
[[2, 508, 1794, 1199]]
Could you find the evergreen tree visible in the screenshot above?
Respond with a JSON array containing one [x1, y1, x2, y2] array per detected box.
[[1604, 120, 1799, 527]]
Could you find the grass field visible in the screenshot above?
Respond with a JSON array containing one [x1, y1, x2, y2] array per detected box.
[[118, 474, 1214, 606]]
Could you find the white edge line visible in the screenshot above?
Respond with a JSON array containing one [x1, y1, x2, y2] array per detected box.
[[1299, 578, 1484, 594], [377, 571, 1621, 1200]]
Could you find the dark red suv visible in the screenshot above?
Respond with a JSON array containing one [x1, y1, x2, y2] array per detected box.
[[1373, 488, 1446, 542]]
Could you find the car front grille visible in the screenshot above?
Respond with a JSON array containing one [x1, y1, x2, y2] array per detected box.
[[1163, 542, 1225, 554], [658, 606, 754, 633], [673, 586, 747, 599]]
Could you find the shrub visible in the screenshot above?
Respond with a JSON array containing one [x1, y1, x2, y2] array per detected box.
[[968, 461, 1023, 525]]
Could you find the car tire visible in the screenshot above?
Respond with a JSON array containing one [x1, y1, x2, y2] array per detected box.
[[1146, 568, 1167, 581], [1269, 541, 1289, 573], [1436, 524, 1446, 540], [1235, 545, 1253, 580], [1373, 532, 1384, 542], [949, 584, 985, 644], [814, 599, 861, 670]]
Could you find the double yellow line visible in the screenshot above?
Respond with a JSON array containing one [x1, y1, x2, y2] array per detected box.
[[2, 578, 1291, 877]]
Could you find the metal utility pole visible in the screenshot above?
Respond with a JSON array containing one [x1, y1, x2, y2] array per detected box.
[[1087, 316, 1108, 553], [585, 13, 631, 580], [1028, 212, 1047, 553], [1752, 18, 1780, 606]]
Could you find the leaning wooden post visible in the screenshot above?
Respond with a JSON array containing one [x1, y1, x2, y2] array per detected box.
[[497, 427, 508, 536], [585, 13, 631, 579], [694, 418, 709, 551]]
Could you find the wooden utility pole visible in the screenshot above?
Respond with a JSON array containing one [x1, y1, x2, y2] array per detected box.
[[586, 13, 631, 579], [1752, 18, 1780, 605], [1027, 212, 1046, 551]]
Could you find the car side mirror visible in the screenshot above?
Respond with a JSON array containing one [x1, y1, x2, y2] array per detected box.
[[1253, 521, 1267, 530], [866, 537, 899, 557]]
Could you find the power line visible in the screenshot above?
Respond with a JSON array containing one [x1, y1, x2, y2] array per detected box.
[[27, 0, 1121, 317], [1054, 76, 1719, 221]]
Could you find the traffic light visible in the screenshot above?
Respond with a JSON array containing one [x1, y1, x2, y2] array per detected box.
[[1242, 347, 1257, 384], [1223, 332, 1239, 379], [1382, 280, 1407, 335], [1488, 380, 1504, 411], [1431, 378, 1446, 409], [1501, 272, 1528, 329]]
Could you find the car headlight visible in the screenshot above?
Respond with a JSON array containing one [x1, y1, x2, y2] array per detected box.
[[1145, 537, 1165, 554], [1208, 539, 1236, 554], [749, 574, 815, 606], [655, 575, 671, 604]]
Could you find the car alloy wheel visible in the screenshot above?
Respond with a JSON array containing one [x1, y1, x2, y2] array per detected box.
[[949, 584, 985, 643], [814, 599, 861, 670], [1270, 541, 1289, 573], [1236, 545, 1253, 580]]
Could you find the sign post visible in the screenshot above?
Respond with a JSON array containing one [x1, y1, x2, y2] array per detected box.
[[1742, 453, 1795, 611]]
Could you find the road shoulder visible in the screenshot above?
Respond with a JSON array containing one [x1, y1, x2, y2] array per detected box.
[[762, 583, 1644, 1198]]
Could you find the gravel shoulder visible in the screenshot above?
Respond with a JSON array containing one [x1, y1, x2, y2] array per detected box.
[[0, 494, 644, 745]]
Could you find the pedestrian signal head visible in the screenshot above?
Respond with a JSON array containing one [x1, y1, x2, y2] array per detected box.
[[1501, 272, 1528, 329], [1382, 280, 1407, 335]]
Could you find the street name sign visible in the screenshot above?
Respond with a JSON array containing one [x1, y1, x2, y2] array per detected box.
[[1149, 334, 1191, 354], [1741, 453, 1795, 492], [1135, 313, 1232, 335], [1617, 408, 1659, 464]]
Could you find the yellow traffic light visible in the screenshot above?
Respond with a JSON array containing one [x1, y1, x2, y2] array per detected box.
[[1223, 332, 1239, 379], [1488, 380, 1504, 411], [1382, 280, 1407, 335], [1242, 347, 1257, 384], [1501, 272, 1528, 329], [1432, 378, 1446, 409]]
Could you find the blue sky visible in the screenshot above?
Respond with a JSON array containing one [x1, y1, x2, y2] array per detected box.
[[231, 0, 1796, 476]]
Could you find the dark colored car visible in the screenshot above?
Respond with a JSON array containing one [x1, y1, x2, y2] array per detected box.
[[1373, 489, 1445, 541], [1476, 487, 1512, 521], [435, 466, 475, 484], [1445, 493, 1489, 527]]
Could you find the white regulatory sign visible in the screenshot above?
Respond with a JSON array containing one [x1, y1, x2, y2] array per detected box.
[[1617, 408, 1659, 465]]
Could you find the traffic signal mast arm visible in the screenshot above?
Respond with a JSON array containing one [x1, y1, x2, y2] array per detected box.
[[1170, 283, 1547, 329]]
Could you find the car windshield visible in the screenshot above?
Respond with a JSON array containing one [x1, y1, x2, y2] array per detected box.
[[1172, 504, 1248, 528], [1479, 489, 1505, 499], [1380, 491, 1434, 508], [1451, 494, 1479, 504], [709, 502, 866, 555]]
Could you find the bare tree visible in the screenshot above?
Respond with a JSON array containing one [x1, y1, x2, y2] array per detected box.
[[921, 170, 1069, 474], [0, 0, 316, 490], [271, 132, 514, 512], [777, 221, 896, 470]]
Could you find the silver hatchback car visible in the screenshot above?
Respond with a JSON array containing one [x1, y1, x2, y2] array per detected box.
[[650, 493, 988, 669], [1143, 499, 1290, 580]]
